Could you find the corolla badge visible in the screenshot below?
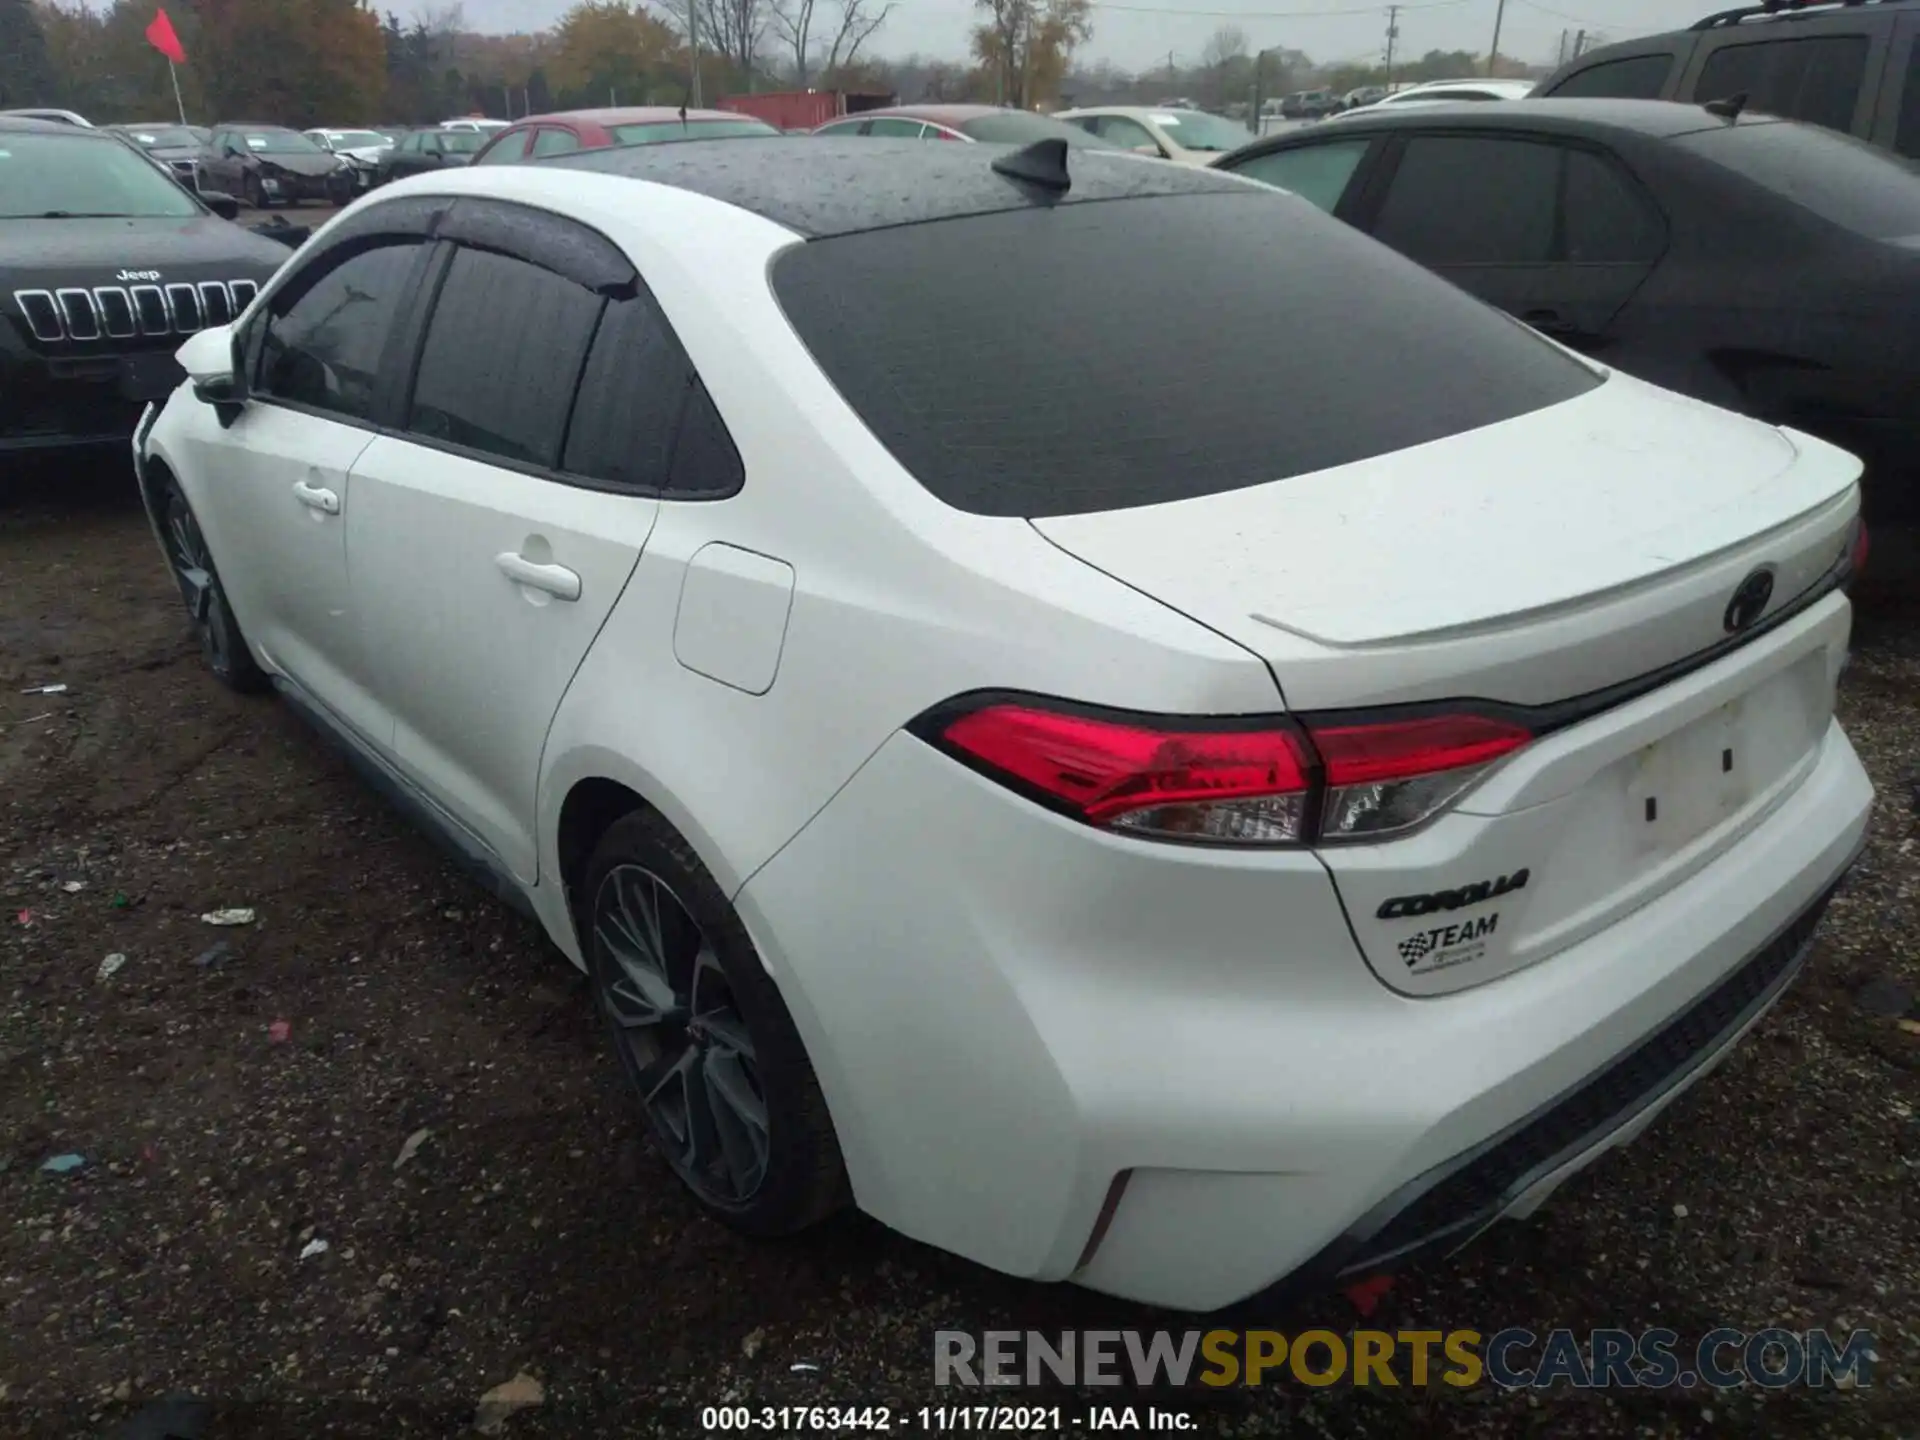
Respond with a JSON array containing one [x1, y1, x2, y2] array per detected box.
[[116, 269, 162, 282]]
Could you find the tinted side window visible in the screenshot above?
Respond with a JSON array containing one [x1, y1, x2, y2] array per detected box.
[[1561, 150, 1665, 261], [1374, 135, 1558, 264], [1230, 140, 1370, 213], [1095, 116, 1157, 149], [408, 246, 601, 467], [531, 127, 580, 156], [1546, 52, 1676, 99], [865, 117, 927, 137], [562, 291, 690, 489], [257, 239, 422, 422], [1898, 42, 1920, 158], [1695, 35, 1869, 132], [478, 131, 532, 164], [668, 382, 745, 499]]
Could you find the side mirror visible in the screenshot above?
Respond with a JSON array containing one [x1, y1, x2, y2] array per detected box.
[[178, 324, 247, 425], [200, 190, 240, 220]]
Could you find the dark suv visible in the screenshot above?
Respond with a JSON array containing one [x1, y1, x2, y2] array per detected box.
[[1535, 0, 1919, 159]]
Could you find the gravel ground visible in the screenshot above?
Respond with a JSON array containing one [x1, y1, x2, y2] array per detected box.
[[1, 464, 1916, 1439]]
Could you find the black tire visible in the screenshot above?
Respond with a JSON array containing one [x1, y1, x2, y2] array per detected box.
[[583, 808, 848, 1236], [157, 474, 270, 694]]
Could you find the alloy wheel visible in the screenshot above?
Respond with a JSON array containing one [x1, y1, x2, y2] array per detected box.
[[163, 493, 235, 676], [593, 863, 771, 1206]]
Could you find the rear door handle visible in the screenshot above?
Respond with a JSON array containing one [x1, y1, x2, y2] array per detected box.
[[292, 479, 340, 515], [495, 552, 581, 602]]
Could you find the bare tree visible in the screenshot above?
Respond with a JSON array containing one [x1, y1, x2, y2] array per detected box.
[[771, 0, 892, 87], [1199, 22, 1247, 71], [699, 0, 767, 84]]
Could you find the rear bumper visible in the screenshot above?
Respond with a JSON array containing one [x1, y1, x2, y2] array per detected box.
[[741, 717, 1871, 1313]]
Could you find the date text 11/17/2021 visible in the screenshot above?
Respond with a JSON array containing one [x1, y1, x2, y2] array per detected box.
[[700, 1405, 1196, 1431]]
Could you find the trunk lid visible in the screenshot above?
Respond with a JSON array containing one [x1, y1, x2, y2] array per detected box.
[[1032, 372, 1863, 996], [1030, 373, 1860, 712]]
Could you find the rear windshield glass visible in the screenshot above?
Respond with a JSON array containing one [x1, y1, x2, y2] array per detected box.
[[1675, 120, 1920, 239], [771, 191, 1600, 517]]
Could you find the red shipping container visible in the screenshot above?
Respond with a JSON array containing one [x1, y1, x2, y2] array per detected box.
[[717, 90, 896, 132]]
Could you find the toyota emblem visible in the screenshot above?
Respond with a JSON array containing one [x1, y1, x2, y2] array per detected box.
[[1724, 569, 1775, 633]]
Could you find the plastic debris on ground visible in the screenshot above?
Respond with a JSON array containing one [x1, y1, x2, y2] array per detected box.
[[110, 892, 131, 909], [39, 1153, 85, 1174], [97, 953, 127, 982], [267, 1019, 291, 1044], [192, 942, 231, 968], [16, 909, 32, 927], [199, 908, 255, 927], [18, 683, 68, 695], [473, 1372, 545, 1435], [298, 1238, 329, 1261], [394, 1127, 430, 1170], [60, 880, 84, 893], [790, 1362, 821, 1373]]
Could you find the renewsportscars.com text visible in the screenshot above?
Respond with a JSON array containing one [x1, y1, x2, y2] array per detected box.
[[934, 1328, 1876, 1390]]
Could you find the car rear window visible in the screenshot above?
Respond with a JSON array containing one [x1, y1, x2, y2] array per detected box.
[[611, 119, 780, 144], [1675, 120, 1920, 239], [770, 191, 1600, 517]]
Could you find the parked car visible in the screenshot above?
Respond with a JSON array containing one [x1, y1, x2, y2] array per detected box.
[[1214, 98, 1920, 516], [1279, 89, 1343, 120], [1324, 76, 1537, 121], [376, 126, 487, 184], [304, 128, 394, 194], [0, 118, 282, 458], [440, 117, 510, 133], [109, 122, 214, 189], [472, 107, 780, 165], [1053, 106, 1255, 164], [135, 132, 1870, 1312], [810, 104, 1118, 146], [1342, 84, 1392, 110], [203, 125, 353, 208], [0, 108, 92, 127], [1535, 0, 1920, 160]]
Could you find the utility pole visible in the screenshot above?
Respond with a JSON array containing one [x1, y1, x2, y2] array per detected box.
[[1384, 5, 1400, 89], [1487, 0, 1506, 76], [1572, 28, 1586, 59], [1556, 28, 1567, 66], [689, 1, 704, 106]]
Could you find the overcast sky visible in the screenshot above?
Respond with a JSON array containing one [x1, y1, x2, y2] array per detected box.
[[439, 0, 1742, 74]]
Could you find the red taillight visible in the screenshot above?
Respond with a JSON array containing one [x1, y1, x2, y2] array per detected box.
[[941, 704, 1315, 842], [1309, 713, 1532, 841], [927, 699, 1531, 846], [1849, 517, 1870, 578]]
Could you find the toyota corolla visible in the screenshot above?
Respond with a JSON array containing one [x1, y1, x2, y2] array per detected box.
[[132, 138, 1872, 1311]]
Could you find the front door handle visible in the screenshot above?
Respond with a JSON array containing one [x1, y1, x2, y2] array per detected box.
[[495, 552, 581, 602], [292, 479, 340, 515]]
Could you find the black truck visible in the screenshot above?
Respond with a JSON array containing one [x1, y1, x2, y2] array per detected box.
[[2, 118, 290, 459]]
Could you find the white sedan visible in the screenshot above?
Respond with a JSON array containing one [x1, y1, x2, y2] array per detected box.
[[1053, 105, 1256, 164], [133, 135, 1871, 1312], [1328, 76, 1539, 120]]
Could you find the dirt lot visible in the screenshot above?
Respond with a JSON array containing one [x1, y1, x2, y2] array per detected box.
[[1, 461, 1917, 1439]]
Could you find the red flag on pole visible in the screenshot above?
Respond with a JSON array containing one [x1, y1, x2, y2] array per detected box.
[[145, 8, 186, 64]]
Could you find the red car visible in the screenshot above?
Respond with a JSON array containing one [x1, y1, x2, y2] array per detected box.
[[471, 106, 781, 164], [809, 104, 1117, 147]]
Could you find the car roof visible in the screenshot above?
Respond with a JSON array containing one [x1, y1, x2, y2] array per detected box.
[[217, 122, 303, 132], [1056, 105, 1206, 118], [1272, 97, 1778, 140], [842, 104, 1023, 125], [0, 116, 109, 136], [515, 107, 761, 126], [547, 135, 1251, 238]]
